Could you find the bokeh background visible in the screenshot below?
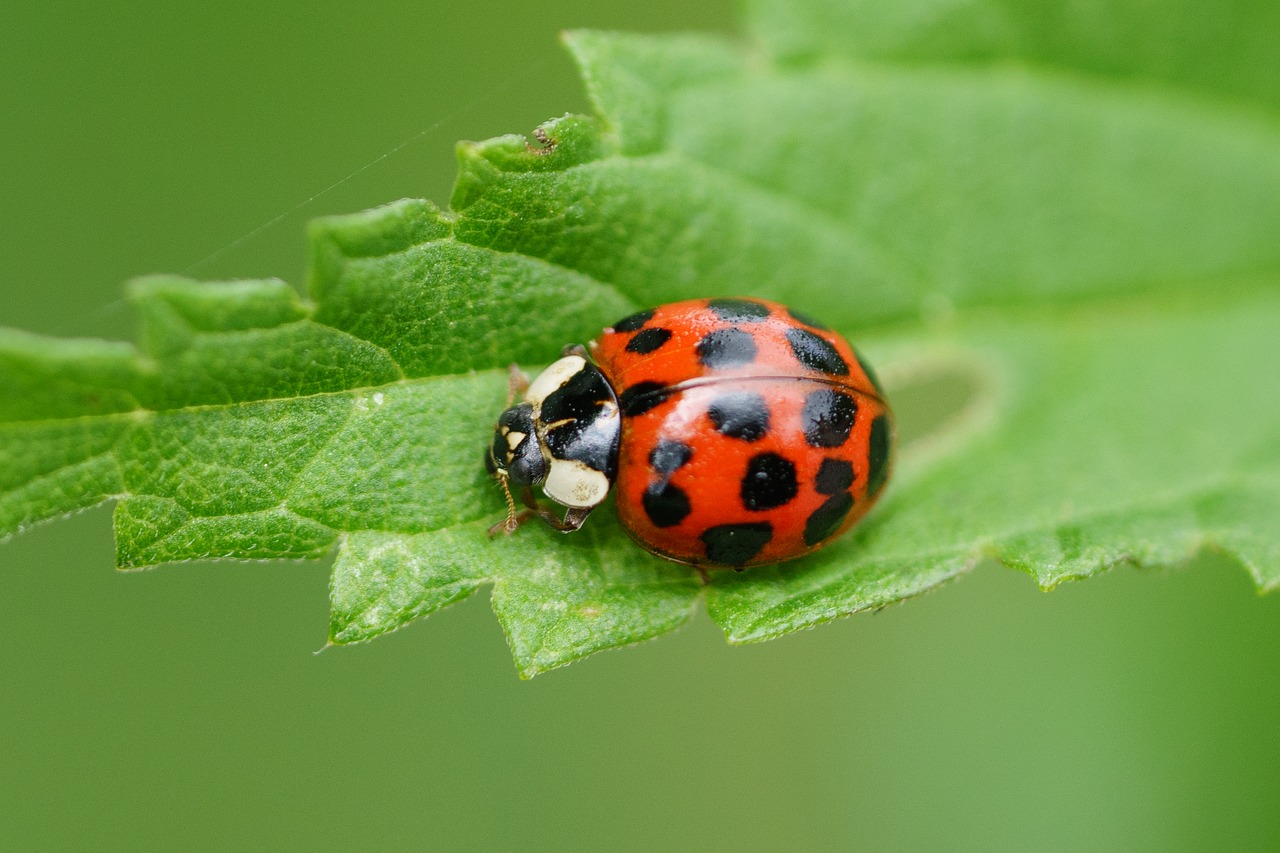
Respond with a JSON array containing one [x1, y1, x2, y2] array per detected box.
[[2, 1, 1278, 849]]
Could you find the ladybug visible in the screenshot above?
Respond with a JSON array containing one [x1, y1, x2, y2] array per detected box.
[[485, 297, 893, 569]]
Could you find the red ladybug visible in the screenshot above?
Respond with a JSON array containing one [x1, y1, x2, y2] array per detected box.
[[486, 298, 893, 569]]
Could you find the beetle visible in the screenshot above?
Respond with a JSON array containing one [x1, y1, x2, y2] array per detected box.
[[486, 297, 892, 569]]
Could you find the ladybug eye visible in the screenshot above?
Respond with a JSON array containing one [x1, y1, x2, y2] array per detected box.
[[504, 432, 545, 484]]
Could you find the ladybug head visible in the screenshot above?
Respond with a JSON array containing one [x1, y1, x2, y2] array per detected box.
[[486, 402, 548, 487]]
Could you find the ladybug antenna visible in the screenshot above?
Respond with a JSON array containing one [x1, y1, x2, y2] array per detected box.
[[497, 473, 519, 534]]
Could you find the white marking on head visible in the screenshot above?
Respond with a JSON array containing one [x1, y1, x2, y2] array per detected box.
[[543, 458, 611, 508], [525, 355, 587, 407], [505, 430, 527, 450]]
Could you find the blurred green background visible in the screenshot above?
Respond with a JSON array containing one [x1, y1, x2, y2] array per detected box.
[[2, 1, 1278, 850]]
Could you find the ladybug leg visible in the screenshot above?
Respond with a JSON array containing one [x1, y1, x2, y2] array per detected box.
[[488, 508, 539, 538], [488, 485, 593, 538], [488, 504, 547, 538], [516, 484, 592, 533], [547, 506, 592, 533], [560, 343, 589, 359], [492, 506, 590, 536], [516, 484, 541, 511], [505, 364, 530, 407]]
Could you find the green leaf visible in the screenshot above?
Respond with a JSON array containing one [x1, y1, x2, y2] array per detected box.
[[746, 0, 1280, 114], [3, 0, 1278, 675]]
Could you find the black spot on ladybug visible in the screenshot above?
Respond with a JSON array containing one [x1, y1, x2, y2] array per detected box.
[[626, 327, 673, 354], [707, 298, 770, 323], [708, 392, 770, 442], [787, 328, 850, 376], [701, 522, 773, 566], [804, 492, 854, 546], [696, 328, 757, 368], [643, 482, 692, 528], [611, 309, 654, 333], [649, 439, 693, 476], [854, 349, 885, 395], [741, 452, 798, 510], [815, 458, 854, 495], [866, 413, 892, 496], [786, 306, 830, 330], [619, 381, 672, 416], [802, 389, 858, 448]]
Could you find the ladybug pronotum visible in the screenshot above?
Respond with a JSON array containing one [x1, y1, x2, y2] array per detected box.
[[485, 297, 893, 569]]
